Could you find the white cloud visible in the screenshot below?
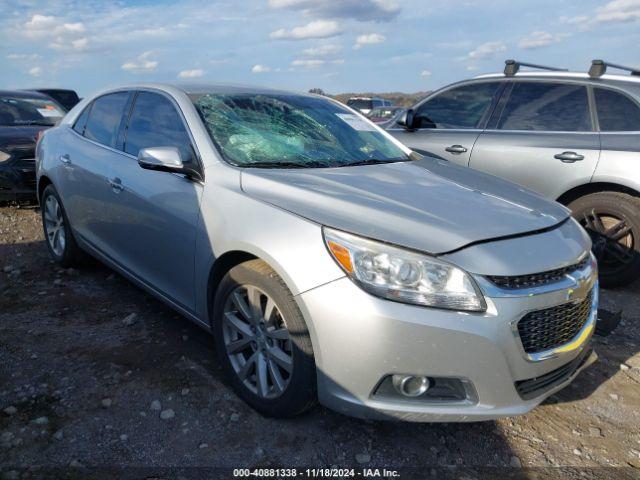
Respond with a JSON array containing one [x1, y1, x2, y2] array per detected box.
[[267, 0, 400, 22], [518, 31, 569, 49], [251, 64, 271, 73], [467, 41, 507, 60], [420, 70, 431, 77], [29, 66, 42, 77], [560, 15, 589, 25], [596, 0, 640, 22], [178, 68, 204, 78], [292, 59, 325, 68], [353, 33, 385, 49], [23, 14, 89, 51], [270, 20, 341, 40], [302, 44, 342, 56], [121, 51, 158, 73], [7, 53, 41, 61]]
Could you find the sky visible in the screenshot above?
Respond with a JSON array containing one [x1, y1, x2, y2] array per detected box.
[[1, 0, 639, 97]]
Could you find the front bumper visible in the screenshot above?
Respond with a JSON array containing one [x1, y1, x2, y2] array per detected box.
[[0, 159, 37, 200], [297, 258, 598, 422]]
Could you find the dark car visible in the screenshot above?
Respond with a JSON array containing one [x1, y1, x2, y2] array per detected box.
[[30, 89, 80, 111], [0, 90, 66, 202]]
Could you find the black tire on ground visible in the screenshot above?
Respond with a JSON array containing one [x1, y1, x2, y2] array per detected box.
[[568, 192, 640, 288], [212, 259, 317, 417], [40, 184, 84, 267]]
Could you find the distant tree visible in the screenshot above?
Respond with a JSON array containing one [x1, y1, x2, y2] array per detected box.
[[308, 88, 326, 96]]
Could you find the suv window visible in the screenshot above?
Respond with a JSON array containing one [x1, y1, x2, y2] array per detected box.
[[595, 88, 640, 132], [414, 82, 499, 129], [497, 82, 591, 132], [83, 92, 130, 147], [124, 91, 194, 162]]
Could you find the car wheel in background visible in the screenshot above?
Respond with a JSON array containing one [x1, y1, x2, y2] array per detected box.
[[212, 259, 317, 417], [40, 184, 84, 267], [569, 192, 640, 287]]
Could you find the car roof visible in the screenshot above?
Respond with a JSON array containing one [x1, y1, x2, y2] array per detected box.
[[0, 89, 55, 99], [474, 71, 640, 88]]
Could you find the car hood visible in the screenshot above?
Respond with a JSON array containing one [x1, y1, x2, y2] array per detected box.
[[240, 156, 570, 254]]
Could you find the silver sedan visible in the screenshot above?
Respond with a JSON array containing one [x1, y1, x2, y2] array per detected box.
[[36, 83, 598, 421]]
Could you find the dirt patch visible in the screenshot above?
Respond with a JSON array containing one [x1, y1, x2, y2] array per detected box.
[[1, 206, 639, 478]]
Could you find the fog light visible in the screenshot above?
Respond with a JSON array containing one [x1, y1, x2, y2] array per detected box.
[[392, 374, 430, 397]]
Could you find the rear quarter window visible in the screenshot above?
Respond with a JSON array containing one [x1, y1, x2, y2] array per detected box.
[[595, 88, 640, 132]]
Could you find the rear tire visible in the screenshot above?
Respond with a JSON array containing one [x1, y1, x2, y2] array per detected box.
[[212, 259, 317, 417], [569, 192, 640, 287], [40, 184, 84, 267]]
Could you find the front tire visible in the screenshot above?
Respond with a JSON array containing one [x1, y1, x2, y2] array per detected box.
[[569, 192, 640, 287], [40, 184, 83, 267], [212, 259, 317, 417]]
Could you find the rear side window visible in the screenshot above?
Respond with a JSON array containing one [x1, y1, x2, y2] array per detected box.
[[83, 92, 130, 148], [414, 82, 500, 129], [595, 88, 640, 132], [497, 82, 591, 132], [124, 91, 194, 162]]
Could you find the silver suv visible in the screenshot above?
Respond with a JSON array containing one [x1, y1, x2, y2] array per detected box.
[[36, 84, 597, 421], [388, 60, 640, 287]]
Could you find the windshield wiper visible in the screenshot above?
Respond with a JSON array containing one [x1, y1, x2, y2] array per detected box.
[[343, 158, 407, 167], [241, 160, 334, 169]]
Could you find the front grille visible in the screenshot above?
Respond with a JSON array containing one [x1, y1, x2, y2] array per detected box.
[[515, 348, 592, 400], [487, 256, 589, 290], [518, 290, 593, 354]]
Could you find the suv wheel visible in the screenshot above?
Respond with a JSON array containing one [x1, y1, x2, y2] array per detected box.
[[40, 184, 83, 267], [569, 192, 640, 287], [212, 259, 317, 417]]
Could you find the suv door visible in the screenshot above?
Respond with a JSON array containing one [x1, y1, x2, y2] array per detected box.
[[106, 90, 203, 312], [388, 81, 501, 166], [469, 81, 600, 199], [56, 91, 132, 258]]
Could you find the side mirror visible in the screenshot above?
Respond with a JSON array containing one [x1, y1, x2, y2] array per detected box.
[[138, 147, 184, 174], [397, 109, 415, 130]]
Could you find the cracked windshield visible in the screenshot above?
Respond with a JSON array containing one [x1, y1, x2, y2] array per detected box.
[[192, 93, 409, 168]]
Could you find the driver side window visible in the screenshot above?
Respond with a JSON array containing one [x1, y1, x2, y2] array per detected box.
[[414, 82, 500, 130]]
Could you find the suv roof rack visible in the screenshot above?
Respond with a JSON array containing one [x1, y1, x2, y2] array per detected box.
[[503, 59, 568, 76], [589, 59, 640, 78]]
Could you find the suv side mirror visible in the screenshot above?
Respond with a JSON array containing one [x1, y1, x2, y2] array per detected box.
[[397, 109, 415, 130]]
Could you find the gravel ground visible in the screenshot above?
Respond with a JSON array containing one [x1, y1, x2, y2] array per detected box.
[[1, 205, 639, 480]]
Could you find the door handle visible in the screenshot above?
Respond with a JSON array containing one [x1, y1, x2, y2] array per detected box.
[[445, 145, 468, 154], [59, 154, 71, 164], [554, 151, 584, 163], [108, 177, 124, 192]]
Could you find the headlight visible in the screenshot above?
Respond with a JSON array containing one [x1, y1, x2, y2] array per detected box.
[[323, 227, 486, 312], [0, 150, 11, 163]]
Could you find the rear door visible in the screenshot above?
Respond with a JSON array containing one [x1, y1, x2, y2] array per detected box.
[[388, 81, 502, 166], [56, 91, 132, 257], [469, 81, 600, 200], [105, 90, 203, 311]]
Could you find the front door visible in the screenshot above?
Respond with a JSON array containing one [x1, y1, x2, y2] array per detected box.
[[470, 81, 600, 200], [388, 81, 502, 167]]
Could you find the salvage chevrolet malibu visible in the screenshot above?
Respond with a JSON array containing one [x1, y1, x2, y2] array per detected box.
[[36, 84, 598, 421]]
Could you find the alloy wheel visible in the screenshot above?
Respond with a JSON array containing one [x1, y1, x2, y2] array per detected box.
[[222, 285, 293, 399], [43, 194, 66, 257], [581, 208, 634, 276]]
